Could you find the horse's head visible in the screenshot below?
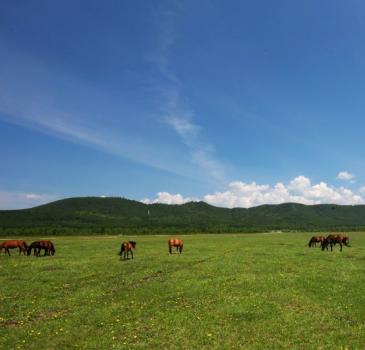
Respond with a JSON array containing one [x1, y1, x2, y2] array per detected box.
[[343, 236, 350, 246], [321, 238, 328, 251], [26, 245, 33, 256], [129, 241, 136, 249]]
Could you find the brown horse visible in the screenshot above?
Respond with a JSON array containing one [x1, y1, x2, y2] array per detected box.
[[168, 239, 183, 254], [0, 240, 27, 256], [321, 234, 350, 252], [308, 235, 325, 248], [119, 241, 136, 260], [27, 240, 56, 257]]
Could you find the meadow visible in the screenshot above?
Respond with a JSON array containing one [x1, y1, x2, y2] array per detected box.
[[1, 233, 365, 349]]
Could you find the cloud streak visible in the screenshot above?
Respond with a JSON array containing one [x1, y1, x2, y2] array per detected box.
[[151, 3, 228, 184], [0, 191, 59, 210], [0, 44, 206, 181]]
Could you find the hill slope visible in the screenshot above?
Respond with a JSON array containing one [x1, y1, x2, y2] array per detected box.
[[1, 197, 365, 235]]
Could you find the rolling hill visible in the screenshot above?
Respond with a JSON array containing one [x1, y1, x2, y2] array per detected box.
[[1, 197, 365, 235]]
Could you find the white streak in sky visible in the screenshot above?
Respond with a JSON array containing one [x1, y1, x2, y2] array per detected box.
[[148, 2, 228, 183]]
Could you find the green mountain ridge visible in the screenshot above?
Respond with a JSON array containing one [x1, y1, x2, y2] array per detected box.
[[1, 197, 365, 235]]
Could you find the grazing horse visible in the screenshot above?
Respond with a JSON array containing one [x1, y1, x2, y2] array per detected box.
[[0, 240, 27, 256], [42, 240, 55, 256], [27, 240, 56, 257], [119, 241, 136, 260], [168, 239, 183, 254], [321, 234, 350, 252], [308, 235, 325, 248]]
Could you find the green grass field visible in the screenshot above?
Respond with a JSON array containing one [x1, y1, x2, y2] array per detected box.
[[1, 233, 365, 349]]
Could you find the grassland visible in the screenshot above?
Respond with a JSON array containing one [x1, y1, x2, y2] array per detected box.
[[1, 233, 365, 349]]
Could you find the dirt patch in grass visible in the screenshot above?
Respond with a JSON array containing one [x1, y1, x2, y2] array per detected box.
[[40, 266, 65, 272], [131, 270, 165, 289], [30, 309, 69, 323], [1, 319, 21, 328]]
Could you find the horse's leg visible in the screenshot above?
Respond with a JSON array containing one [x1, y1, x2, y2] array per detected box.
[[131, 249, 133, 259], [6, 248, 10, 256], [340, 243, 343, 252]]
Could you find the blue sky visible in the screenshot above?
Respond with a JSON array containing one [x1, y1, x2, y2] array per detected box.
[[1, 0, 365, 209]]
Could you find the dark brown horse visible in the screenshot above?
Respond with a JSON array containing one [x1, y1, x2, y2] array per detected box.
[[168, 239, 183, 254], [119, 241, 136, 260], [321, 234, 350, 252], [27, 240, 56, 257], [0, 240, 27, 256], [308, 235, 325, 248]]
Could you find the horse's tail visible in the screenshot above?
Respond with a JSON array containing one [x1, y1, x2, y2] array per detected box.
[[23, 242, 28, 253], [308, 239, 312, 248]]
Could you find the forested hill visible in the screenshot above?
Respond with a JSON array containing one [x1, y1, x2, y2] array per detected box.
[[1, 197, 365, 235]]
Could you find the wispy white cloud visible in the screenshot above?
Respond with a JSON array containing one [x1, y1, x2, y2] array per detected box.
[[0, 44, 205, 181], [165, 115, 199, 139], [0, 191, 59, 210], [143, 175, 365, 208], [337, 171, 355, 181], [147, 3, 228, 184]]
